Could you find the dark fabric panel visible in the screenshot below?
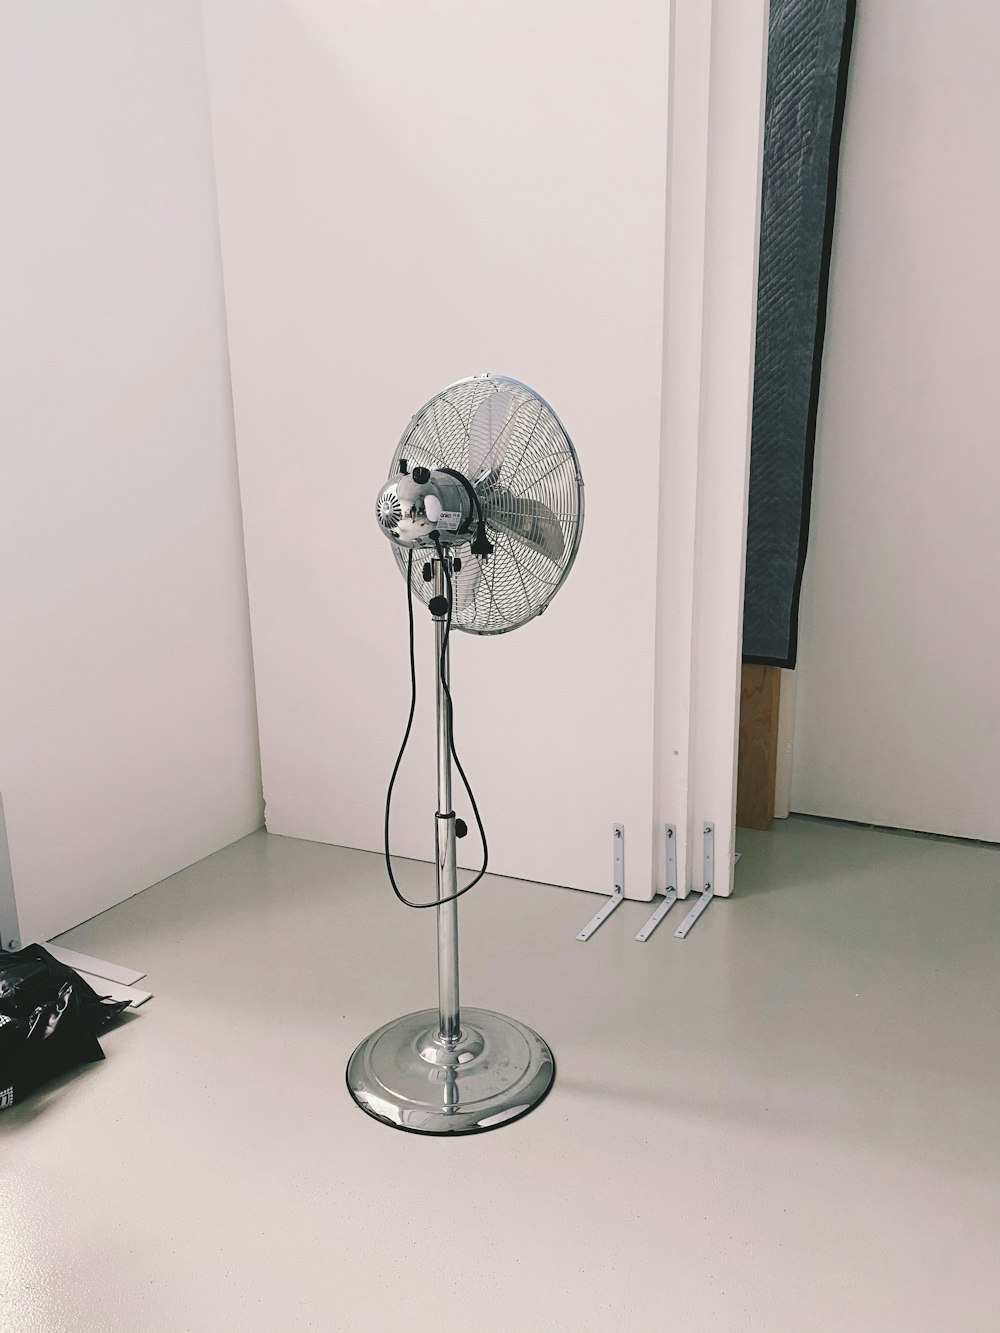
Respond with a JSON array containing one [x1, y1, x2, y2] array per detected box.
[[742, 0, 856, 667]]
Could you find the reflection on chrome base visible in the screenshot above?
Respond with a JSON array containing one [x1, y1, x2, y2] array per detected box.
[[346, 1007, 554, 1135]]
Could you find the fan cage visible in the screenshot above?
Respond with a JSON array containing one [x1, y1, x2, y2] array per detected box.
[[388, 375, 584, 635]]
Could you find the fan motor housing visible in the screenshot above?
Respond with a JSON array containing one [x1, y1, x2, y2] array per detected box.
[[376, 470, 472, 549]]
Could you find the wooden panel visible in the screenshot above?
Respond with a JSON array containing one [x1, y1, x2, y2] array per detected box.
[[737, 664, 781, 829]]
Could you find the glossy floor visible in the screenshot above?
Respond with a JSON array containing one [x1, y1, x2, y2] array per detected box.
[[3, 817, 999, 1331]]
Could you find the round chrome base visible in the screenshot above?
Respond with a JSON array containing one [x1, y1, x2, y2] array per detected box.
[[346, 1007, 555, 1135]]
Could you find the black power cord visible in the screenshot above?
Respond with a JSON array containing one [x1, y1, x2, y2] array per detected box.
[[383, 544, 489, 908]]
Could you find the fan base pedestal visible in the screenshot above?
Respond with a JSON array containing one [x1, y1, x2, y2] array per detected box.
[[346, 1007, 554, 1135]]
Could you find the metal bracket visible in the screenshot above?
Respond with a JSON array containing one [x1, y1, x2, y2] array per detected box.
[[635, 825, 679, 942], [45, 945, 146, 987], [675, 822, 715, 938], [577, 824, 626, 941]]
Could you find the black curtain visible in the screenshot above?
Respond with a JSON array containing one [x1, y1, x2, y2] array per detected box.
[[742, 0, 857, 667]]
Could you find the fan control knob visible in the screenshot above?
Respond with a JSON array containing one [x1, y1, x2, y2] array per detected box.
[[455, 819, 468, 839], [428, 595, 449, 617], [411, 466, 431, 484]]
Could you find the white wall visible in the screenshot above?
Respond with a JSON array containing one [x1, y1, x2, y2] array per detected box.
[[0, 2, 264, 944], [203, 0, 767, 903], [202, 0, 672, 902], [791, 1, 1000, 841]]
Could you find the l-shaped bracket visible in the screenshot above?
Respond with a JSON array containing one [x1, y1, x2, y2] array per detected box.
[[576, 823, 625, 941]]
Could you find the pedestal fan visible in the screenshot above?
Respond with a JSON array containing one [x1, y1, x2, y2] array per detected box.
[[346, 373, 584, 1134]]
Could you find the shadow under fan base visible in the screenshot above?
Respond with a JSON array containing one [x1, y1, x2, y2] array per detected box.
[[346, 1007, 555, 1135]]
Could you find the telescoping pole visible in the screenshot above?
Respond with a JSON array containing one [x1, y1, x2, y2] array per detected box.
[[433, 558, 460, 1045]]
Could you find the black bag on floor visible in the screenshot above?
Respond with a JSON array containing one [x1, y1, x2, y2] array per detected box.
[[0, 944, 129, 1111]]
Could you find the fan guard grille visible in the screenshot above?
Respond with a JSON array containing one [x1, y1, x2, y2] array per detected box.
[[389, 375, 584, 634]]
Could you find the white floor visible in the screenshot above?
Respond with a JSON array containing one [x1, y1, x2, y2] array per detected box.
[[3, 817, 999, 1332]]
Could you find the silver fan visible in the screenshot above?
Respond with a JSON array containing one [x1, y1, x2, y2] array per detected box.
[[377, 374, 584, 632], [347, 374, 584, 1134]]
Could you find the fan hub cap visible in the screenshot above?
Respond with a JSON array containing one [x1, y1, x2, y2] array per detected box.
[[375, 472, 472, 549]]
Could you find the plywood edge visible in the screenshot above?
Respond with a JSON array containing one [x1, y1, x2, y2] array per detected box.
[[737, 664, 782, 829]]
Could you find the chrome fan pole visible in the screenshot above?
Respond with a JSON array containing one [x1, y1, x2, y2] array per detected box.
[[432, 558, 460, 1046], [346, 552, 555, 1134]]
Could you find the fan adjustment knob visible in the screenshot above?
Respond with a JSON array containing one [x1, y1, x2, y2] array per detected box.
[[422, 562, 433, 582], [411, 465, 431, 484], [428, 595, 449, 617], [455, 819, 468, 839]]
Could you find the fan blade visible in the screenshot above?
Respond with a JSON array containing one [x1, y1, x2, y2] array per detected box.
[[467, 388, 517, 480], [453, 556, 484, 617], [484, 492, 565, 563]]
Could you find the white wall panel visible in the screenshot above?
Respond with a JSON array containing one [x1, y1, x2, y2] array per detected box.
[[686, 0, 769, 894], [0, 3, 263, 944], [656, 0, 767, 897]]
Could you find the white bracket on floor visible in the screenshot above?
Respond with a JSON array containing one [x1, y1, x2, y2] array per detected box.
[[45, 945, 153, 1006], [675, 822, 715, 939], [577, 823, 625, 941], [635, 825, 678, 942]]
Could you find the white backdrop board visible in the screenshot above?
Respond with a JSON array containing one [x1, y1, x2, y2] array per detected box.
[[203, 0, 766, 901], [791, 0, 1000, 843], [655, 0, 768, 898]]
